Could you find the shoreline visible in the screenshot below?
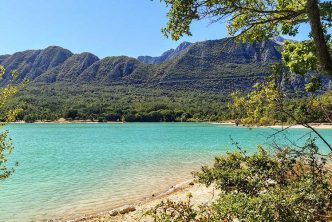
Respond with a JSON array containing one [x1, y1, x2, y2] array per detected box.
[[9, 120, 332, 129], [10, 120, 125, 124], [70, 179, 218, 222]]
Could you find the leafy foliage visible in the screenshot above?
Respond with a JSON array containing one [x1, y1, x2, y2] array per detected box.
[[231, 74, 332, 126], [231, 75, 281, 126], [282, 40, 319, 75], [0, 66, 21, 181], [162, 0, 307, 41], [145, 193, 203, 222], [199, 140, 332, 221]]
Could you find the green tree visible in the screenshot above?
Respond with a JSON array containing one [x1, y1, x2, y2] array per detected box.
[[161, 0, 332, 77], [146, 2, 332, 221], [0, 66, 21, 181], [65, 109, 78, 120]]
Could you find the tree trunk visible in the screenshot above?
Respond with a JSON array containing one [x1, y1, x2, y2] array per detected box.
[[306, 0, 332, 78]]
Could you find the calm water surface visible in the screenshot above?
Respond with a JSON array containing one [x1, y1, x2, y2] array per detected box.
[[0, 123, 331, 221]]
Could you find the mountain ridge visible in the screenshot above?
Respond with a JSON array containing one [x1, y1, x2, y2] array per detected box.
[[0, 37, 329, 93]]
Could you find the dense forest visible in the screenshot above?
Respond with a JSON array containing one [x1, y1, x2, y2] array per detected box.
[[3, 82, 330, 123], [5, 84, 228, 122]]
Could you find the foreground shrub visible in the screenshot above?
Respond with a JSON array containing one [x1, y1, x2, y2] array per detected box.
[[147, 139, 332, 222], [0, 66, 22, 181]]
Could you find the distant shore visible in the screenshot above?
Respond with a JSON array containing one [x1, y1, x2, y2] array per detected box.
[[10, 120, 332, 129], [11, 119, 125, 124]]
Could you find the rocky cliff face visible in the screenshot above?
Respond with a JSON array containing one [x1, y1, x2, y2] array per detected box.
[[0, 55, 10, 64], [137, 41, 192, 64], [37, 52, 99, 83], [0, 46, 72, 85], [77, 56, 141, 83]]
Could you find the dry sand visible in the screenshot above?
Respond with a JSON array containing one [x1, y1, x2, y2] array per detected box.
[[73, 181, 219, 222], [210, 122, 332, 129]]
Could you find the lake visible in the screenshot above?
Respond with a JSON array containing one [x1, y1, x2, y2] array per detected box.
[[0, 123, 331, 221]]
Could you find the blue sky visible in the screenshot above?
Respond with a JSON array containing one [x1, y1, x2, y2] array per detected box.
[[1, 0, 311, 58]]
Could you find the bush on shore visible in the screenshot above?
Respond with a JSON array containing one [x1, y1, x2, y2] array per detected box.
[[147, 139, 332, 221]]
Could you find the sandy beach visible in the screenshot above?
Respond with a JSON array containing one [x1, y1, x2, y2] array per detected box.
[[266, 123, 332, 130], [210, 122, 332, 129], [72, 181, 219, 222]]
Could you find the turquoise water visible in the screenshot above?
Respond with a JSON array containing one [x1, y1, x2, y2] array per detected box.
[[0, 123, 331, 221]]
